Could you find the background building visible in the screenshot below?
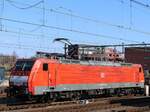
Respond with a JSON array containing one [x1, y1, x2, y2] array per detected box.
[[125, 47, 150, 84], [125, 47, 150, 71], [0, 67, 5, 81]]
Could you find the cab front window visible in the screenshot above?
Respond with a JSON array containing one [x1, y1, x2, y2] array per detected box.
[[15, 60, 35, 71]]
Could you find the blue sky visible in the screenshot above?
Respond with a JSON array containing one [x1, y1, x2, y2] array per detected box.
[[0, 0, 150, 57]]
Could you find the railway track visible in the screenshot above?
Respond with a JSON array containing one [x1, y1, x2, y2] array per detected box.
[[0, 100, 121, 112], [0, 96, 150, 112], [3, 99, 150, 112], [0, 97, 111, 111], [1, 95, 145, 111]]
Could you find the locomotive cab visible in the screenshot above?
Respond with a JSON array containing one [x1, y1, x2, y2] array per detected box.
[[8, 59, 35, 97]]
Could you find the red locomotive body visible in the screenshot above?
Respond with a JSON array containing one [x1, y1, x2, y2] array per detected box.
[[8, 58, 144, 99]]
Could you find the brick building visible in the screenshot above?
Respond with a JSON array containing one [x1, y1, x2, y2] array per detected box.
[[125, 47, 150, 71], [125, 47, 150, 83]]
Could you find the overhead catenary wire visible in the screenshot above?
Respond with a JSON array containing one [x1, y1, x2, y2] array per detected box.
[[0, 41, 149, 54], [0, 17, 140, 43], [0, 24, 123, 47], [130, 0, 133, 27], [131, 0, 150, 9], [0, 1, 149, 46], [0, 27, 44, 39], [42, 0, 45, 26], [0, 29, 150, 55], [58, 6, 73, 30], [2, 26, 149, 51], [0, 42, 49, 50], [0, 24, 113, 44], [1, 0, 150, 57], [5, 0, 43, 10], [117, 0, 150, 13], [4, 0, 150, 37], [0, 1, 148, 38], [5, 0, 44, 32], [0, 25, 130, 46], [0, 0, 4, 30], [116, 0, 150, 17], [1, 25, 144, 54], [50, 8, 150, 36]]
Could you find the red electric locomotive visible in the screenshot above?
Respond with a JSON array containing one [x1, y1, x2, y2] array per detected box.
[[8, 58, 144, 101], [8, 41, 145, 101]]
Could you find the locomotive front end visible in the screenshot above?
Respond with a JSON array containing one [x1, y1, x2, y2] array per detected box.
[[8, 59, 35, 97]]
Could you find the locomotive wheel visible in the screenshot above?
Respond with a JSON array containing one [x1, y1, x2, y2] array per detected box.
[[74, 91, 83, 101], [36, 94, 51, 103], [71, 94, 80, 101], [7, 88, 14, 98]]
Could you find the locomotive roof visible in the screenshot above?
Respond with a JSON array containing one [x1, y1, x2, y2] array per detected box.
[[16, 58, 139, 67], [59, 59, 133, 67]]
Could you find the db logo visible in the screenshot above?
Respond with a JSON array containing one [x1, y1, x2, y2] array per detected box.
[[100, 73, 105, 78]]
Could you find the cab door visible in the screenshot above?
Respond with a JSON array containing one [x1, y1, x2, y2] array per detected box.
[[135, 67, 141, 83], [43, 63, 50, 86]]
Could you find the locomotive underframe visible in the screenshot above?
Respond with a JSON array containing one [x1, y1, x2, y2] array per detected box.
[[7, 82, 144, 101], [33, 82, 144, 95], [7, 85, 28, 97]]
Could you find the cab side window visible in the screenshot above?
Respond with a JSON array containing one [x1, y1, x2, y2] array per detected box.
[[43, 63, 48, 71], [139, 67, 142, 73]]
